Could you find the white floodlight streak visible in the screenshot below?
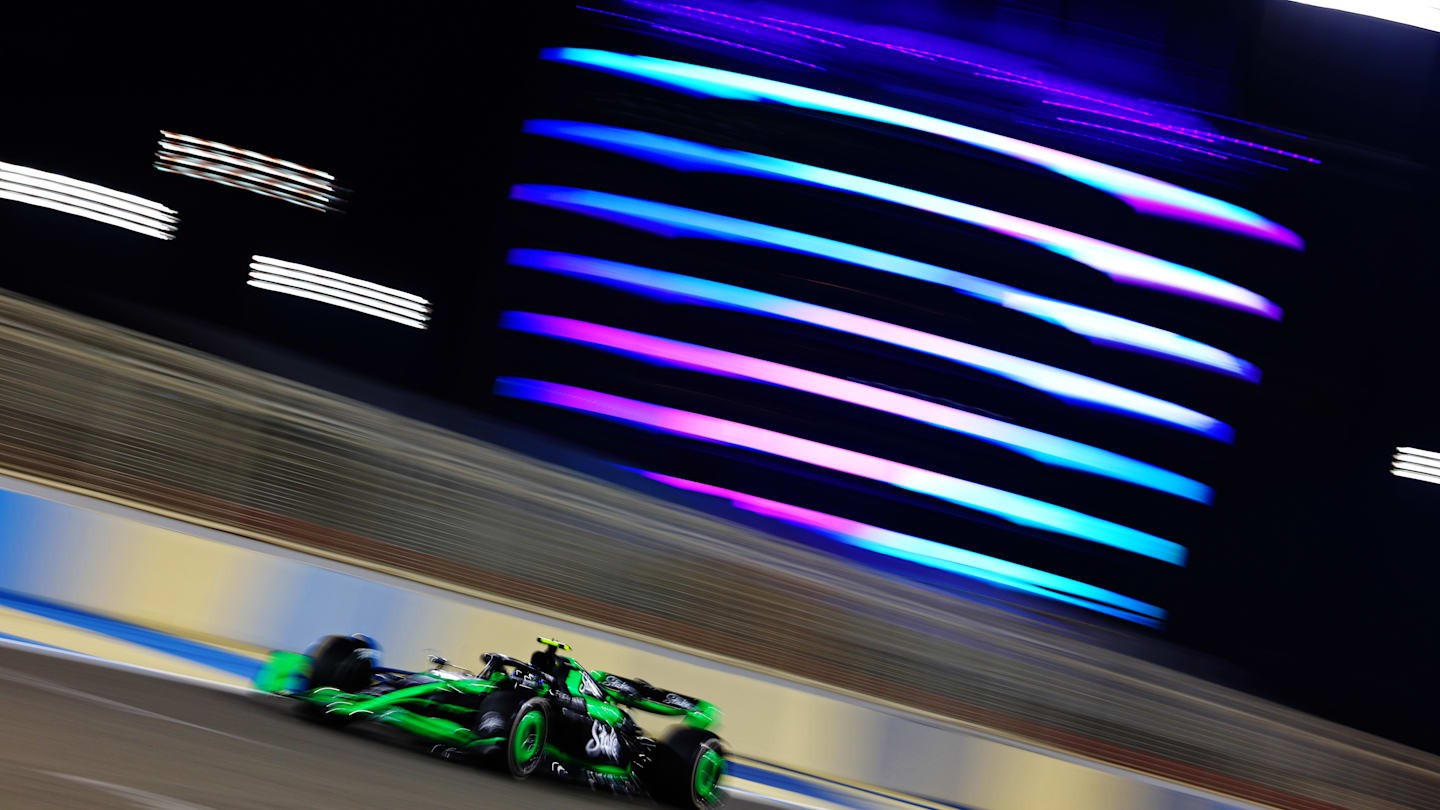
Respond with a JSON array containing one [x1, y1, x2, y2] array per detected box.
[[161, 131, 335, 180], [157, 141, 333, 191], [248, 256, 429, 329], [0, 160, 177, 239], [1396, 446, 1440, 463], [157, 153, 334, 201], [1283, 2, 1440, 34], [0, 161, 172, 212], [0, 180, 170, 232], [0, 189, 173, 240], [254, 256, 429, 305], [154, 164, 332, 212], [155, 132, 342, 212], [248, 271, 430, 320], [1391, 447, 1440, 485], [1395, 468, 1440, 486]]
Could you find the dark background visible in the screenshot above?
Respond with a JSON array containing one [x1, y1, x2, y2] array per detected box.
[[2, 1, 1437, 752]]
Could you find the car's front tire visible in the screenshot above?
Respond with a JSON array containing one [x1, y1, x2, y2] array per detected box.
[[505, 697, 549, 779], [649, 728, 726, 808]]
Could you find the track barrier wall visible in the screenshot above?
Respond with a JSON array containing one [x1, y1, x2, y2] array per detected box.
[[0, 473, 1252, 810]]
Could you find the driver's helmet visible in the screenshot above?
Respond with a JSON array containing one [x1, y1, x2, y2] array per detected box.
[[530, 648, 562, 678]]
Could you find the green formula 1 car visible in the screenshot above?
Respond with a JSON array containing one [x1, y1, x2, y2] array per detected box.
[[254, 634, 727, 808]]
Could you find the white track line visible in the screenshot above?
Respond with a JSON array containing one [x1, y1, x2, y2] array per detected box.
[[42, 771, 220, 810], [0, 663, 284, 751]]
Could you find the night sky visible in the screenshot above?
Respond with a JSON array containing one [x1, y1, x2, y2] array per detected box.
[[3, 1, 1438, 752]]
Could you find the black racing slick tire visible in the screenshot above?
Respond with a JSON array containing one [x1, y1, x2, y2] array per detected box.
[[504, 696, 550, 779], [474, 691, 549, 779], [307, 635, 376, 693], [649, 728, 727, 809]]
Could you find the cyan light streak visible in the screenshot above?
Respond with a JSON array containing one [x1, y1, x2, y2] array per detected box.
[[539, 48, 1303, 248], [508, 173, 1262, 384], [523, 120, 1279, 323], [506, 247, 1233, 440], [501, 311, 1210, 502], [636, 470, 1165, 625], [494, 377, 1187, 565]]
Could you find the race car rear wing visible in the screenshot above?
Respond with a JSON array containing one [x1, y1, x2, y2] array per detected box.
[[592, 671, 721, 729]]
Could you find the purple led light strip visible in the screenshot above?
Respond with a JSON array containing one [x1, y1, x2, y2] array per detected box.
[[617, 8, 1307, 169], [1054, 117, 1236, 161], [758, 9, 1306, 153], [1023, 121, 1184, 164], [636, 470, 1165, 625], [626, 1, 848, 47], [501, 311, 1211, 501], [577, 6, 825, 70], [542, 49, 1303, 247], [494, 377, 1186, 564], [974, 73, 1151, 115], [1044, 102, 1320, 164], [1156, 100, 1309, 141], [505, 245, 1234, 438]]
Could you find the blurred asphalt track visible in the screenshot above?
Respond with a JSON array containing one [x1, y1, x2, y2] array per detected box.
[[0, 645, 771, 810]]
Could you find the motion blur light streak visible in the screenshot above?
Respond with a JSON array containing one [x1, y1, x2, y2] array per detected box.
[[506, 247, 1233, 440], [540, 48, 1304, 247], [251, 256, 428, 304], [157, 142, 333, 192], [1393, 468, 1440, 486], [1396, 446, 1440, 462], [248, 256, 429, 329], [1283, 1, 1440, 33], [0, 161, 177, 240], [1392, 447, 1440, 485], [636, 470, 1165, 624], [1040, 102, 1321, 164], [155, 132, 343, 212], [501, 311, 1212, 501], [1053, 118, 1294, 172], [160, 131, 334, 180], [494, 377, 1187, 564], [246, 280, 428, 328], [523, 121, 1282, 322], [157, 152, 334, 202], [0, 162, 174, 218], [153, 164, 331, 213], [509, 179, 1260, 379], [973, 74, 1153, 115], [577, 6, 826, 70], [1053, 118, 1241, 162], [625, 1, 849, 47]]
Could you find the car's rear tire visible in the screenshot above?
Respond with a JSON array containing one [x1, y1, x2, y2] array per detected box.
[[649, 728, 726, 808], [307, 635, 377, 693]]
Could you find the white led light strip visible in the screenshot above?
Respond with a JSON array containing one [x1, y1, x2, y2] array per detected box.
[[156, 132, 342, 212], [1392, 446, 1440, 485], [248, 256, 429, 329], [0, 160, 177, 240]]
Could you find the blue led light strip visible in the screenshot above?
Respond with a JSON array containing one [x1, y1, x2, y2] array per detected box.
[[524, 119, 1279, 324], [540, 48, 1302, 248], [634, 470, 1166, 625], [512, 138, 1262, 378], [505, 245, 1233, 440], [494, 377, 1187, 565]]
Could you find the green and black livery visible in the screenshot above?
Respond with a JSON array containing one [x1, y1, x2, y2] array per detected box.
[[254, 634, 727, 808]]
